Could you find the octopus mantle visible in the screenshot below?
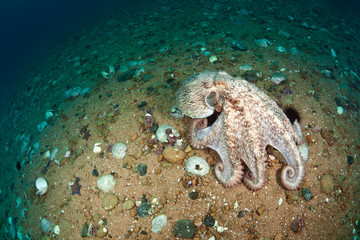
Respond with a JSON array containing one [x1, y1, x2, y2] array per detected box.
[[176, 71, 306, 190]]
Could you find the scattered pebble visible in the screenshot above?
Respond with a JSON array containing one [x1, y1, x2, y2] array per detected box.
[[203, 214, 215, 227], [81, 223, 89, 237], [174, 219, 195, 239], [320, 174, 335, 194], [189, 191, 199, 200], [256, 206, 265, 215], [347, 155, 354, 165], [270, 72, 288, 85], [151, 214, 167, 233], [238, 210, 247, 218], [302, 188, 313, 201], [102, 193, 118, 211], [135, 163, 148, 176], [123, 200, 135, 210], [286, 190, 301, 204]]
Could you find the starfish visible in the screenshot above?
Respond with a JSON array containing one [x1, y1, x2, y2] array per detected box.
[[176, 71, 307, 190], [70, 178, 82, 195]]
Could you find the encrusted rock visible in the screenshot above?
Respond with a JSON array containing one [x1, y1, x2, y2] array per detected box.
[[123, 200, 135, 210], [174, 219, 195, 239], [102, 193, 119, 211], [320, 174, 334, 194]]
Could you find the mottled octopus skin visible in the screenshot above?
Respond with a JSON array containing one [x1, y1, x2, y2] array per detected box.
[[176, 71, 305, 190]]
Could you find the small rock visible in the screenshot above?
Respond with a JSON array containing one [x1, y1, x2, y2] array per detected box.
[[151, 214, 167, 233], [306, 134, 316, 144], [271, 72, 288, 85], [274, 233, 283, 240], [238, 210, 247, 218], [131, 133, 138, 141], [102, 193, 119, 211], [96, 227, 108, 238], [320, 129, 335, 146], [138, 201, 152, 217], [256, 206, 265, 215], [347, 155, 354, 165], [174, 219, 195, 239], [123, 200, 135, 210], [302, 188, 313, 201], [135, 163, 148, 176], [320, 174, 335, 194], [286, 190, 301, 204], [137, 101, 147, 110], [189, 191, 199, 200], [203, 214, 215, 227], [163, 146, 186, 164], [320, 174, 334, 194], [81, 223, 89, 237]]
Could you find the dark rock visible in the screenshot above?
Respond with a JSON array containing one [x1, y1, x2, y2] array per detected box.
[[135, 163, 148, 176], [137, 101, 147, 110], [189, 191, 199, 200], [347, 155, 354, 165], [150, 123, 159, 133], [238, 210, 247, 218], [117, 70, 134, 82], [92, 168, 99, 177], [231, 41, 248, 51], [302, 188, 313, 201], [81, 222, 89, 237], [142, 74, 153, 82], [334, 97, 342, 106], [174, 219, 195, 238], [138, 195, 151, 217], [203, 214, 215, 227]]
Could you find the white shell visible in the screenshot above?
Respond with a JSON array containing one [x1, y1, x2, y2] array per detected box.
[[35, 178, 48, 196], [53, 225, 60, 235], [254, 38, 272, 47], [101, 71, 109, 79], [337, 106, 344, 115], [156, 124, 179, 143], [45, 110, 54, 120], [185, 157, 210, 176], [93, 143, 102, 153], [209, 55, 218, 63], [109, 65, 115, 75]]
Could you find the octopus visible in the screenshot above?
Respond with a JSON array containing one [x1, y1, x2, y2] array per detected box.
[[176, 71, 306, 190]]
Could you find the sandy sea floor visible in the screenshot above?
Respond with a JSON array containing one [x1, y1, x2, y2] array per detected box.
[[1, 0, 360, 239]]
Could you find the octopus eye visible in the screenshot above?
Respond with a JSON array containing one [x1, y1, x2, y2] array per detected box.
[[206, 91, 218, 108]]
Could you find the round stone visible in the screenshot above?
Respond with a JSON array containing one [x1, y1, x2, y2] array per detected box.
[[320, 174, 334, 194], [96, 227, 108, 238], [302, 188, 313, 201], [152, 214, 167, 233], [135, 163, 148, 176], [203, 214, 215, 227], [189, 191, 199, 200], [102, 193, 118, 211], [163, 146, 186, 164], [123, 200, 135, 210], [174, 219, 195, 239]]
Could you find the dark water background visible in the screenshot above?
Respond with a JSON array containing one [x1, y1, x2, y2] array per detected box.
[[0, 0, 359, 103]]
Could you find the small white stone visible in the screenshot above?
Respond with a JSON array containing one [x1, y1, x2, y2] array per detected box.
[[53, 225, 60, 235], [331, 49, 336, 58], [209, 55, 218, 63], [109, 65, 115, 75], [45, 110, 54, 120], [337, 106, 344, 115], [101, 71, 109, 79], [93, 143, 102, 153], [151, 214, 167, 233], [278, 197, 283, 205], [276, 46, 287, 53]]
